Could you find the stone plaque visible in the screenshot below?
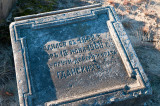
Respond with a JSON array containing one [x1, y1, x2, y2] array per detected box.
[[10, 4, 151, 106]]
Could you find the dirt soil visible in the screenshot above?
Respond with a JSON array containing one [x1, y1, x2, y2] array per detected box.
[[0, 0, 160, 106]]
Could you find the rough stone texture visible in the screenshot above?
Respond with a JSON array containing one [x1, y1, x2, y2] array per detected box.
[[9, 4, 151, 106], [0, 0, 16, 21]]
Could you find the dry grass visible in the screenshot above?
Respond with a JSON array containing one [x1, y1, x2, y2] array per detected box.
[[122, 19, 133, 29], [144, 9, 155, 16], [107, 0, 116, 6], [0, 44, 17, 105], [117, 0, 159, 42], [0, 44, 15, 85], [142, 25, 150, 33], [123, 0, 129, 5], [0, 80, 18, 106], [132, 0, 144, 4], [108, 0, 114, 4]]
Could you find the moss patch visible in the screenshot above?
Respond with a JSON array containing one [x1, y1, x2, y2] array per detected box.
[[13, 0, 58, 17]]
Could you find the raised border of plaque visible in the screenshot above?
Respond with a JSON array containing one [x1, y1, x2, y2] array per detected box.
[[10, 4, 151, 106]]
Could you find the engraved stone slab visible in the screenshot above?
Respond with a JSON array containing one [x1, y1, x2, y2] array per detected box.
[[9, 4, 151, 106]]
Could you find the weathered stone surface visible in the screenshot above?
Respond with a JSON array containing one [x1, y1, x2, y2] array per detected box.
[[9, 4, 151, 106]]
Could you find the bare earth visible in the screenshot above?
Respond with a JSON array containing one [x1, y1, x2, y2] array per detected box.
[[0, 0, 160, 106]]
